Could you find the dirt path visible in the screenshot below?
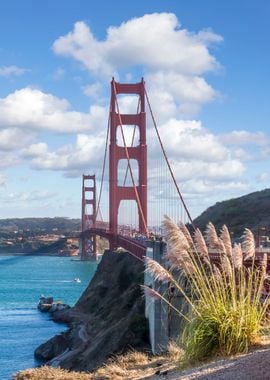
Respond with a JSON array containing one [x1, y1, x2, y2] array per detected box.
[[148, 347, 270, 380]]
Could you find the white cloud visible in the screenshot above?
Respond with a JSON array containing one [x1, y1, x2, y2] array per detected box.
[[53, 14, 222, 119], [24, 134, 105, 172], [220, 130, 268, 146], [149, 119, 228, 162], [0, 65, 29, 77], [163, 159, 245, 183], [0, 153, 20, 168], [83, 82, 102, 98], [0, 87, 107, 133], [145, 118, 246, 196], [0, 128, 34, 151], [146, 71, 217, 116], [1, 190, 56, 203], [0, 12, 252, 217], [53, 14, 222, 77], [184, 179, 247, 194]]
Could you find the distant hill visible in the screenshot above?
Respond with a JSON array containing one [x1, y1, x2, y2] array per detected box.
[[194, 188, 270, 238], [0, 217, 80, 236]]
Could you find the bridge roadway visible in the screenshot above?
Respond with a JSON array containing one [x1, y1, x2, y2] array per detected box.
[[82, 225, 270, 267], [83, 226, 148, 260]]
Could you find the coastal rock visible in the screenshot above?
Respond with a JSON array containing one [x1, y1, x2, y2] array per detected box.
[[35, 333, 70, 361], [35, 250, 149, 371], [37, 296, 71, 313]]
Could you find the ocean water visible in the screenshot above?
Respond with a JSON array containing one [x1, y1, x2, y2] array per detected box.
[[0, 255, 98, 380]]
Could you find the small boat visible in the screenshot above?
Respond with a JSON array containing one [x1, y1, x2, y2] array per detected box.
[[73, 278, 81, 283]]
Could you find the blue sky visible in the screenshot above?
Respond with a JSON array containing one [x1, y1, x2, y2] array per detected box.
[[0, 0, 269, 222]]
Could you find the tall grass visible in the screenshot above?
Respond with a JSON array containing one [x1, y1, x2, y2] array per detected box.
[[144, 217, 270, 363]]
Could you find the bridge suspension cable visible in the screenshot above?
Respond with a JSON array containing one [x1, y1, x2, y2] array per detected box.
[[143, 83, 195, 230], [95, 107, 111, 224]]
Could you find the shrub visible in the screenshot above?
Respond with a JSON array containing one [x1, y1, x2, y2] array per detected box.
[[144, 216, 270, 363]]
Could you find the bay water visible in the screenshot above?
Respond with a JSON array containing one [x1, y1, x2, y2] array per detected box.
[[0, 255, 98, 380]]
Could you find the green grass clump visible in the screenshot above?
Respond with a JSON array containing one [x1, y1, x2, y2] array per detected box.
[[144, 217, 270, 363]]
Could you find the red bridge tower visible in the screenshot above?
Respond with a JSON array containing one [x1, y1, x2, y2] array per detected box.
[[81, 174, 97, 260], [109, 78, 148, 249]]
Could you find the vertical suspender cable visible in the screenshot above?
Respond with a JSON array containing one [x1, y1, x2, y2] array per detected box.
[[143, 83, 195, 230]]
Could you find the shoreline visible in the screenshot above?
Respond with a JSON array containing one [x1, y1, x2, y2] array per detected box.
[[0, 252, 78, 257]]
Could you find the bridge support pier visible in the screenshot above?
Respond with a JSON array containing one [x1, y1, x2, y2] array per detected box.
[[145, 240, 188, 354], [145, 240, 168, 354]]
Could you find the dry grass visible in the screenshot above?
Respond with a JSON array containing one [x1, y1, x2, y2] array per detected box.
[[14, 366, 92, 380], [14, 349, 182, 380], [166, 341, 184, 363], [94, 350, 156, 379]]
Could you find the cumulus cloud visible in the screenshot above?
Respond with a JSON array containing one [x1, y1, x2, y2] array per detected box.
[[0, 87, 107, 133], [53, 14, 222, 76], [146, 71, 217, 117], [23, 133, 105, 172], [0, 128, 34, 151], [0, 12, 253, 216], [145, 118, 246, 202], [53, 14, 221, 116], [149, 119, 228, 162], [0, 65, 29, 77]]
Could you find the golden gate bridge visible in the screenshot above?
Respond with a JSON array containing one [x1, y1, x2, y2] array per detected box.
[[80, 78, 193, 261], [79, 78, 270, 268]]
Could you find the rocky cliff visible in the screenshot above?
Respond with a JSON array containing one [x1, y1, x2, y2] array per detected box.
[[35, 250, 149, 372]]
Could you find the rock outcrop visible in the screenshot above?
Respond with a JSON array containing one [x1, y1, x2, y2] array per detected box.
[[35, 250, 149, 372]]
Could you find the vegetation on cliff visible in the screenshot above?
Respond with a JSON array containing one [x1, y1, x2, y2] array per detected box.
[[14, 345, 183, 380], [145, 216, 270, 364], [194, 188, 270, 237]]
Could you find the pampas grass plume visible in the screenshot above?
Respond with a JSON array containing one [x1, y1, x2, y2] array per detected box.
[[242, 228, 255, 261]]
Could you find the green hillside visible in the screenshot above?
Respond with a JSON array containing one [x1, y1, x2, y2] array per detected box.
[[0, 217, 80, 237], [194, 188, 270, 237]]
